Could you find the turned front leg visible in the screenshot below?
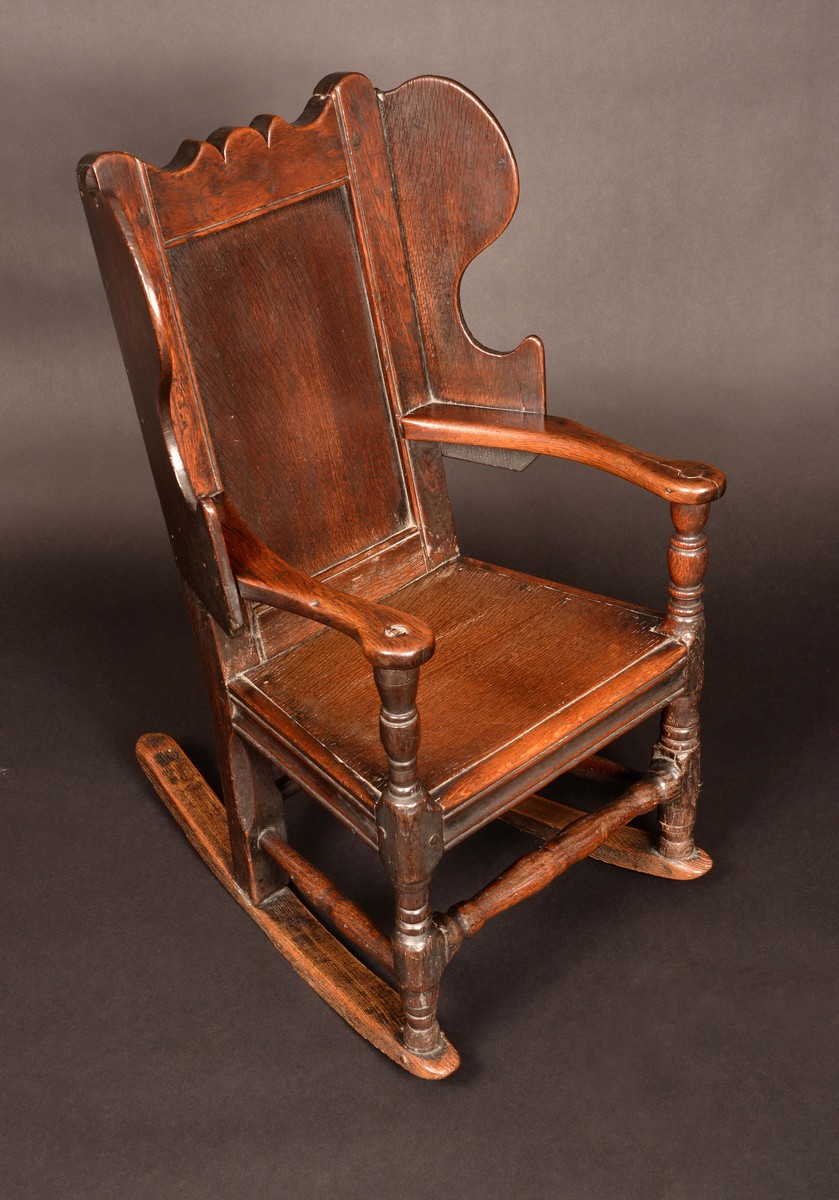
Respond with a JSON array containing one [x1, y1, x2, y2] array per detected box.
[[656, 502, 709, 861], [374, 666, 446, 1056]]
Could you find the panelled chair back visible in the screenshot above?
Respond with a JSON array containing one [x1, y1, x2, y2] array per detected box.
[[79, 73, 726, 1078]]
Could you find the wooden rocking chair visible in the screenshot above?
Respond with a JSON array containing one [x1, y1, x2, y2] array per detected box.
[[78, 73, 726, 1078]]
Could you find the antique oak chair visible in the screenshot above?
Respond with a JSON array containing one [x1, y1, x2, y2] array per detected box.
[[79, 73, 726, 1078]]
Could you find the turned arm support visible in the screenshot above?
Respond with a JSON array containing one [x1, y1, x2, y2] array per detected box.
[[211, 497, 435, 670], [401, 403, 726, 504]]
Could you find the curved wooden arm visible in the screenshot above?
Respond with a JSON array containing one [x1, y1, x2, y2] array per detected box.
[[402, 403, 726, 504], [211, 498, 435, 669]]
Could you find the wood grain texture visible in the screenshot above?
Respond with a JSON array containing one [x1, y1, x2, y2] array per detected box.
[[403, 403, 727, 504], [381, 78, 545, 414], [216, 497, 435, 669], [136, 734, 459, 1079], [381, 76, 544, 471], [501, 793, 713, 879], [77, 154, 243, 632], [254, 529, 429, 660], [232, 655, 684, 851], [231, 558, 686, 815], [327, 72, 461, 558], [148, 97, 347, 244], [167, 186, 412, 577]]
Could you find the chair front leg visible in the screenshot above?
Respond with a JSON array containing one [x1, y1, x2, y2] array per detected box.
[[656, 695, 701, 859], [386, 864, 446, 1056], [374, 666, 447, 1057], [656, 501, 709, 861]]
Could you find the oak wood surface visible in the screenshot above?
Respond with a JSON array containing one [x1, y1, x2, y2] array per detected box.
[[77, 153, 244, 633], [217, 498, 435, 670], [259, 830, 395, 973], [383, 77, 540, 398], [382, 76, 543, 472], [167, 187, 411, 577], [231, 558, 686, 811], [325, 73, 461, 559], [402, 403, 727, 504], [148, 99, 347, 245], [380, 77, 545, 431], [254, 530, 430, 660], [569, 754, 642, 784]]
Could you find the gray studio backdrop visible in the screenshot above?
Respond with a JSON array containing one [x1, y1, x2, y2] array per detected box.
[[3, 3, 837, 1199]]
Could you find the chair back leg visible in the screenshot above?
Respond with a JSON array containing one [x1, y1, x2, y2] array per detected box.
[[185, 587, 287, 902]]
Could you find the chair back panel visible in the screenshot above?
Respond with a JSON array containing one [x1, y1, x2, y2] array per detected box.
[[165, 184, 410, 576]]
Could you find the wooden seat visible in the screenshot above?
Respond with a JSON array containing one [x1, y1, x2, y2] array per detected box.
[[232, 558, 687, 837], [78, 71, 726, 1078]]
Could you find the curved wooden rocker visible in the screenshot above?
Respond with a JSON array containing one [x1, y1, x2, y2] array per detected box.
[[80, 72, 724, 1078]]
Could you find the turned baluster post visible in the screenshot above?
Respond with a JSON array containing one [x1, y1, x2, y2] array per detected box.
[[374, 665, 446, 1056], [656, 501, 709, 861]]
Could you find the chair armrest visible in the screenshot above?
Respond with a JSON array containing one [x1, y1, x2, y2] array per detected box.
[[212, 498, 435, 669], [402, 403, 726, 504]]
